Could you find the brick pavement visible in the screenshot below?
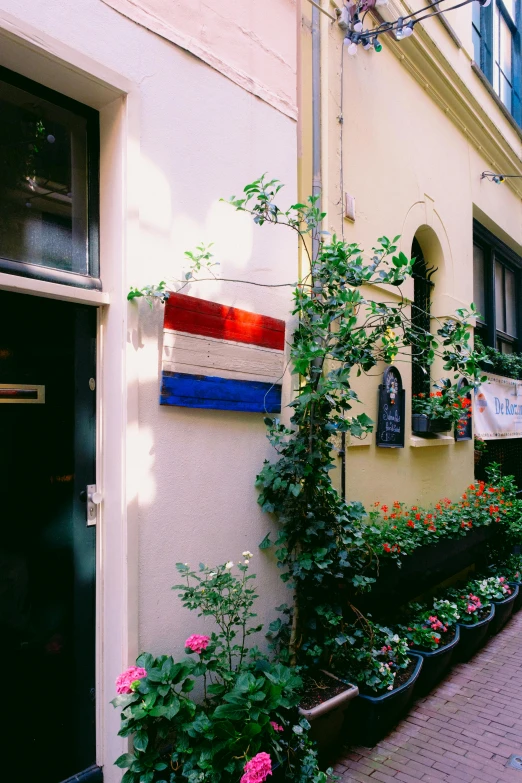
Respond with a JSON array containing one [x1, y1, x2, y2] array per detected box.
[[334, 610, 522, 783]]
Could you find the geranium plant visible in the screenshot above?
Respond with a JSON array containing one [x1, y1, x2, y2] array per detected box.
[[469, 576, 513, 603], [112, 556, 330, 783], [331, 621, 410, 695], [412, 380, 473, 427], [397, 598, 460, 651]]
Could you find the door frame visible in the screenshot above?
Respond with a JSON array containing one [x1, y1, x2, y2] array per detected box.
[[0, 12, 141, 782]]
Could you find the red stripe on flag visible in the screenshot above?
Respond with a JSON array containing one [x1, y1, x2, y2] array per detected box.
[[164, 293, 285, 351]]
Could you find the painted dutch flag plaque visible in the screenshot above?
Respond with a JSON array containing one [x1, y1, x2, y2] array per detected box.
[[160, 293, 285, 413]]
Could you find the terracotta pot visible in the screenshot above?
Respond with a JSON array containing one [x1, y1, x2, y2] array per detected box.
[[298, 671, 359, 755]]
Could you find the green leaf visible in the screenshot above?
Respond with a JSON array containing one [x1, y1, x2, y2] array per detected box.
[[115, 753, 136, 769]]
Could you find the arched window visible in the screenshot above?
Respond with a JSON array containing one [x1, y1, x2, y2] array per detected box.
[[411, 237, 435, 398]]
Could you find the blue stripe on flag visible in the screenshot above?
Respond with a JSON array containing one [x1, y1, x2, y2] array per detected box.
[[160, 372, 282, 413]]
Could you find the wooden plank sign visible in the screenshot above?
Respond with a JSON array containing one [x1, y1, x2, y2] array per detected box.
[[160, 293, 285, 413], [376, 366, 405, 448]]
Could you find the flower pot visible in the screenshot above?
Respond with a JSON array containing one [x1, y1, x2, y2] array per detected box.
[[411, 414, 452, 434], [489, 584, 519, 634], [456, 604, 495, 662], [344, 654, 423, 748], [298, 671, 359, 755], [410, 626, 460, 696], [509, 582, 522, 613]]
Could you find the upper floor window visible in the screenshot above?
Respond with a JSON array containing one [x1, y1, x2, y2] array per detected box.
[[0, 66, 100, 289], [473, 0, 521, 124], [411, 238, 434, 397], [473, 220, 521, 353]]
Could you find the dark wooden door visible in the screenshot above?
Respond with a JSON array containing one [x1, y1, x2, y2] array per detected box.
[[0, 290, 99, 782]]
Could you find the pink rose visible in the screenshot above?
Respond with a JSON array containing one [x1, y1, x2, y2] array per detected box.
[[241, 752, 272, 783], [185, 634, 210, 654], [270, 721, 284, 732], [116, 666, 147, 694]]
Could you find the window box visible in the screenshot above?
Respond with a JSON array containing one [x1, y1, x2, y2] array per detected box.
[[411, 414, 452, 434]]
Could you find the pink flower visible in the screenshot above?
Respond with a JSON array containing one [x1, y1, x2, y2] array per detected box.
[[241, 752, 272, 783], [270, 721, 284, 732], [116, 666, 147, 694], [185, 634, 210, 654]]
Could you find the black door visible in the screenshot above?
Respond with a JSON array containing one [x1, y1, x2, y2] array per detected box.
[[0, 290, 98, 782]]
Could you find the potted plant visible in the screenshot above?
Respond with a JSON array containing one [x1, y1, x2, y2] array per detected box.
[[470, 576, 519, 635], [489, 555, 522, 612], [399, 599, 460, 695], [111, 556, 331, 783], [412, 380, 472, 435], [298, 671, 358, 756], [335, 622, 422, 747], [447, 589, 495, 662]]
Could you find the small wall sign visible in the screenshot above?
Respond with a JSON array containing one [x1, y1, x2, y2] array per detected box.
[[376, 366, 405, 448], [455, 377, 473, 441], [160, 293, 285, 413]]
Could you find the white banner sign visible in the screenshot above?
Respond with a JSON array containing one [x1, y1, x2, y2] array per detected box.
[[474, 373, 522, 440]]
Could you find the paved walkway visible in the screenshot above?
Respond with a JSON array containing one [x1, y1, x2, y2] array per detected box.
[[335, 610, 522, 783]]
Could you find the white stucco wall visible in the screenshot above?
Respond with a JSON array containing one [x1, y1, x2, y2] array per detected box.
[[0, 1, 298, 777]]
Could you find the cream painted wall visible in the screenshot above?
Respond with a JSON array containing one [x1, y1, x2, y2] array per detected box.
[[101, 0, 298, 119], [0, 0, 298, 778], [300, 1, 522, 510]]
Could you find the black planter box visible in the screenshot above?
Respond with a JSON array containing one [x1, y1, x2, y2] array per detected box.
[[412, 414, 452, 434], [359, 526, 496, 620], [490, 585, 519, 634], [411, 626, 460, 697], [344, 654, 423, 747], [509, 582, 522, 613], [456, 604, 495, 662]]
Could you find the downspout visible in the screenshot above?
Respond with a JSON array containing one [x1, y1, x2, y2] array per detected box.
[[311, 3, 322, 264]]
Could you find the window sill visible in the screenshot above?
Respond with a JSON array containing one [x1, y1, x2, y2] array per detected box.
[[471, 62, 522, 140], [410, 434, 454, 447]]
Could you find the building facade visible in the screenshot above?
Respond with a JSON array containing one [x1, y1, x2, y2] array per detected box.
[[0, 1, 521, 782], [299, 0, 522, 508], [0, 2, 298, 781]]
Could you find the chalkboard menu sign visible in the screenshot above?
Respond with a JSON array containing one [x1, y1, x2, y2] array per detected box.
[[455, 377, 473, 441], [376, 366, 405, 448]]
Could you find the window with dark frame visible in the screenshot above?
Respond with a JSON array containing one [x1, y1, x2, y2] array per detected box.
[[411, 238, 433, 399], [473, 220, 521, 354], [0, 66, 100, 290], [473, 0, 522, 125]]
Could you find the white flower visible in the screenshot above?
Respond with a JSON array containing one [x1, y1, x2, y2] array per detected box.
[[244, 560, 250, 565], [392, 634, 400, 643], [225, 561, 234, 570], [387, 684, 393, 690], [209, 572, 216, 578], [242, 551, 254, 559]]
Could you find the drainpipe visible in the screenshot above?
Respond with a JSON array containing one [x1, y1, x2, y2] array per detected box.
[[311, 4, 321, 265]]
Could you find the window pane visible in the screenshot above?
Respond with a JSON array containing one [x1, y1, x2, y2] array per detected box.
[[495, 261, 505, 332], [503, 0, 516, 23], [497, 339, 514, 354], [0, 78, 88, 275], [473, 244, 487, 321], [500, 75, 513, 111], [472, 26, 481, 63], [500, 14, 512, 80], [505, 266, 517, 336], [494, 4, 501, 93]]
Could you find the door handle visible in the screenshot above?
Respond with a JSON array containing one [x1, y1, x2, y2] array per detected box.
[[86, 484, 102, 526]]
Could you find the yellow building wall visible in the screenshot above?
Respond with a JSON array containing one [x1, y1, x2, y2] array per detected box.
[[299, 0, 522, 509]]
